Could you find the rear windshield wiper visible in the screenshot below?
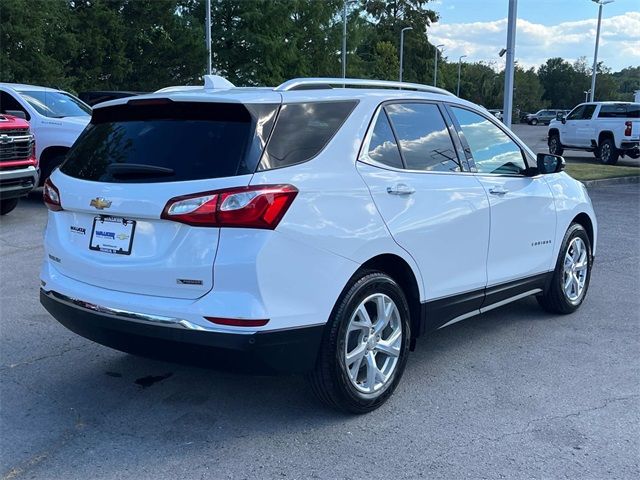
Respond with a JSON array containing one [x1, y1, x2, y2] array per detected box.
[[107, 163, 175, 179]]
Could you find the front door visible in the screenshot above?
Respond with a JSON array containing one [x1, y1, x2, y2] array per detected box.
[[448, 106, 557, 293]]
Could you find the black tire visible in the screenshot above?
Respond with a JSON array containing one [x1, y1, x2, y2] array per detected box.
[[0, 198, 19, 215], [548, 133, 564, 156], [597, 137, 619, 165], [530, 118, 538, 126], [309, 271, 411, 413], [537, 223, 592, 314]]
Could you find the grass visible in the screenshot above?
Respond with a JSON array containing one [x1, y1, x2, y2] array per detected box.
[[564, 162, 640, 181]]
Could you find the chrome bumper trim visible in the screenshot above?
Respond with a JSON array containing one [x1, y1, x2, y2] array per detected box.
[[41, 289, 211, 331]]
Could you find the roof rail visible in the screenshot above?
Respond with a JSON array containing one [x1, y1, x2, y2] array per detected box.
[[275, 77, 455, 96]]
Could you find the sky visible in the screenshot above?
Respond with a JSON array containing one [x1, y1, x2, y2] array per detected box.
[[427, 0, 640, 71]]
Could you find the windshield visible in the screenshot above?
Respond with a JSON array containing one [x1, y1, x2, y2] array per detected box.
[[17, 90, 91, 118]]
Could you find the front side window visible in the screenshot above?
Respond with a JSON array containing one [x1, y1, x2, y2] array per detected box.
[[365, 110, 403, 168], [258, 101, 357, 171], [385, 103, 460, 172], [566, 106, 585, 121], [0, 91, 30, 120], [16, 90, 91, 118], [451, 107, 526, 175]]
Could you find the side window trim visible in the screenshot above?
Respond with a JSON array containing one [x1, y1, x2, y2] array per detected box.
[[445, 103, 533, 175], [359, 100, 474, 175], [381, 107, 407, 169]]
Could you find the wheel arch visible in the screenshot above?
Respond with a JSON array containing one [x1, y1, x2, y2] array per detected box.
[[597, 130, 614, 144], [40, 145, 70, 164], [548, 127, 560, 138], [571, 212, 595, 253], [356, 254, 422, 344]]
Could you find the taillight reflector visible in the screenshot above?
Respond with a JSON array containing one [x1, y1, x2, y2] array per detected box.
[[43, 178, 63, 211], [204, 317, 269, 327], [161, 184, 298, 229], [624, 121, 632, 137]]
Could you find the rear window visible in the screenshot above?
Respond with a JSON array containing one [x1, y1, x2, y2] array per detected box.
[[61, 101, 277, 183], [257, 101, 357, 171], [598, 104, 640, 118]]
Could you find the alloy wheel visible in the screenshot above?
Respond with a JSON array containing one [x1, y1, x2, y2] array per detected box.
[[563, 237, 588, 303], [344, 293, 402, 394]]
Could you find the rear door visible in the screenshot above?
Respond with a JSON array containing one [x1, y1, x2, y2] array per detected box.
[[46, 98, 279, 299], [448, 105, 556, 289], [357, 102, 490, 323]]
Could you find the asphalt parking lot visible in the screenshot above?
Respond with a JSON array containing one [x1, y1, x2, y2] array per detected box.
[[1, 182, 639, 479]]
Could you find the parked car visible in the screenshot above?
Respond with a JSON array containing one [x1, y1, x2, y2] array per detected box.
[[40, 76, 597, 413], [79, 91, 145, 107], [524, 109, 567, 125], [0, 114, 38, 214], [548, 102, 640, 164], [0, 83, 91, 185]]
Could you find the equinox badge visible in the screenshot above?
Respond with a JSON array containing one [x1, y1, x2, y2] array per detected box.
[[90, 197, 112, 210]]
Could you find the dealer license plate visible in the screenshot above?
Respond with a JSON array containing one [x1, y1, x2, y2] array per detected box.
[[89, 216, 136, 255]]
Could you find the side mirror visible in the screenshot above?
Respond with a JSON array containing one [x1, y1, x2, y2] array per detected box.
[[537, 153, 565, 174], [5, 109, 27, 120]]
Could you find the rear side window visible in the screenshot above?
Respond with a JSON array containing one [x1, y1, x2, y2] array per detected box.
[[598, 104, 640, 118], [61, 101, 277, 183], [365, 111, 403, 168], [385, 103, 460, 172], [258, 101, 357, 171]]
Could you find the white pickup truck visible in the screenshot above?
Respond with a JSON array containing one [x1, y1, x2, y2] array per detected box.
[[0, 83, 91, 184], [548, 102, 640, 165]]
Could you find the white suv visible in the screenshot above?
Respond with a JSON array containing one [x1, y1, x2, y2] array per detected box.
[[40, 77, 597, 413]]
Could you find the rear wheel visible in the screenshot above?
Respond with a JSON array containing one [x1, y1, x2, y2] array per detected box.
[[537, 223, 592, 314], [0, 198, 19, 215], [309, 271, 411, 413], [597, 138, 619, 165], [548, 133, 564, 156]]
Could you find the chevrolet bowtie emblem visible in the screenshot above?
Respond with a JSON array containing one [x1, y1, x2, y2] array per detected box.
[[90, 197, 112, 210]]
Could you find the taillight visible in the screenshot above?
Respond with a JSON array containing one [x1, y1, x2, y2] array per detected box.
[[43, 178, 62, 211], [161, 184, 298, 229], [625, 121, 632, 137]]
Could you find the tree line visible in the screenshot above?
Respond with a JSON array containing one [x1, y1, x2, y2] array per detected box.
[[1, 0, 638, 114]]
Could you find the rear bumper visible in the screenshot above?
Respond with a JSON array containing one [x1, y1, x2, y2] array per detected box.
[[0, 166, 38, 199], [620, 141, 639, 151], [40, 288, 324, 373]]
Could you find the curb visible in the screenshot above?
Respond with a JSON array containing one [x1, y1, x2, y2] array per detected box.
[[582, 176, 640, 188]]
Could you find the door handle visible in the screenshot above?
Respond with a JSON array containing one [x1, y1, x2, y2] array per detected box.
[[387, 184, 415, 196], [489, 187, 509, 196]]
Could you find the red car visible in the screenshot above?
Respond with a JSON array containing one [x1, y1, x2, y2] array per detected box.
[[0, 114, 38, 215]]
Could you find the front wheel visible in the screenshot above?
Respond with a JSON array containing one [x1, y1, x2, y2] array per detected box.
[[597, 138, 619, 165], [548, 134, 564, 156], [309, 271, 411, 413], [530, 118, 539, 126], [0, 198, 19, 215], [537, 223, 592, 314]]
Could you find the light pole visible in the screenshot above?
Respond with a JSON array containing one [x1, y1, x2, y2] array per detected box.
[[433, 44, 444, 87], [341, 0, 357, 79], [399, 27, 413, 83], [456, 55, 467, 96], [502, 0, 517, 127], [205, 0, 212, 75], [584, 90, 591, 102], [590, 0, 614, 102]]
